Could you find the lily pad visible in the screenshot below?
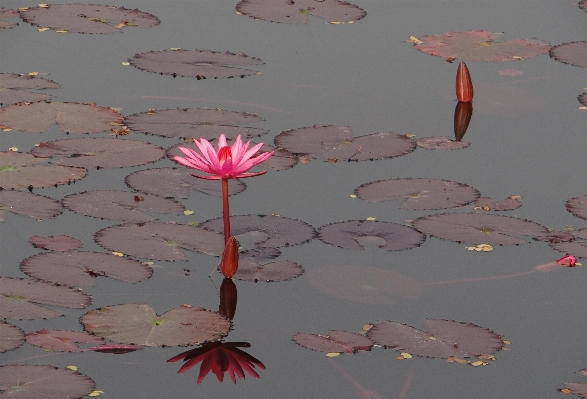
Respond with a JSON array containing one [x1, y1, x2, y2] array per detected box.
[[476, 196, 522, 211], [95, 221, 224, 261], [0, 365, 95, 398], [129, 49, 264, 79], [26, 329, 104, 352], [367, 319, 504, 359], [125, 167, 247, 199], [317, 220, 425, 251], [0, 151, 86, 189], [274, 125, 416, 162], [414, 31, 550, 62], [0, 190, 63, 220], [413, 212, 549, 245], [306, 264, 423, 306], [21, 251, 153, 287], [29, 235, 82, 251], [20, 4, 160, 34], [534, 231, 575, 244], [235, 0, 366, 24], [232, 259, 304, 282], [31, 138, 165, 169], [566, 196, 587, 221], [0, 73, 59, 106], [355, 178, 479, 210], [415, 136, 470, 150], [0, 322, 25, 353], [550, 42, 587, 68], [81, 303, 231, 346], [551, 229, 587, 258], [124, 108, 267, 140], [62, 190, 185, 221], [0, 277, 91, 320], [292, 331, 372, 353], [0, 101, 123, 133], [563, 368, 587, 398]]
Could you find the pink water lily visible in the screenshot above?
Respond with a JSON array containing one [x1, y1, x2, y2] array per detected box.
[[174, 134, 273, 180]]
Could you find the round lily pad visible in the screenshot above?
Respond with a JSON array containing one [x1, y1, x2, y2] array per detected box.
[[550, 42, 587, 68], [232, 259, 304, 282], [0, 322, 25, 353], [274, 125, 416, 162], [26, 329, 104, 352], [0, 190, 63, 220], [292, 331, 372, 353], [476, 196, 522, 211], [236, 0, 367, 24], [415, 136, 470, 150], [355, 178, 479, 210], [0, 365, 95, 398], [0, 73, 58, 106], [129, 49, 264, 79], [81, 303, 231, 346], [29, 235, 82, 251]]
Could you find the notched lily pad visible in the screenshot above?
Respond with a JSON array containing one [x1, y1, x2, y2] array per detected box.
[[476, 196, 522, 211], [232, 259, 303, 282], [236, 0, 366, 24], [29, 235, 82, 251], [129, 49, 264, 79], [26, 329, 104, 352], [355, 178, 479, 210], [274, 125, 416, 162], [550, 42, 587, 68], [0, 365, 95, 398], [0, 73, 59, 106], [416, 136, 470, 150], [81, 303, 231, 346], [0, 322, 25, 353], [551, 228, 587, 258], [292, 331, 372, 353], [0, 190, 63, 220]]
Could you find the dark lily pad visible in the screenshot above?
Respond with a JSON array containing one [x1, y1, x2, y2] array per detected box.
[[274, 125, 416, 162], [0, 277, 91, 320], [563, 368, 587, 398], [306, 264, 423, 306], [534, 231, 575, 244], [550, 42, 587, 68], [0, 8, 19, 30], [21, 251, 153, 287], [476, 196, 522, 211], [231, 259, 304, 282], [200, 214, 316, 248], [62, 190, 184, 221], [0, 322, 25, 353], [415, 31, 550, 62], [0, 190, 63, 220], [413, 212, 549, 245], [581, 0, 587, 11], [355, 178, 479, 210], [129, 49, 264, 79], [0, 151, 86, 189], [31, 138, 165, 169], [86, 343, 143, 354], [125, 167, 247, 199], [124, 108, 267, 140], [367, 319, 504, 359], [26, 329, 104, 352], [81, 303, 231, 346], [95, 222, 224, 261], [551, 229, 587, 258], [0, 73, 59, 106], [20, 4, 160, 34], [292, 331, 372, 353], [415, 136, 470, 150], [236, 0, 366, 24], [0, 20, 16, 29], [0, 365, 95, 398], [0, 101, 123, 133], [29, 235, 82, 251], [579, 93, 587, 106], [238, 246, 281, 261], [566, 196, 587, 221], [318, 220, 425, 251]]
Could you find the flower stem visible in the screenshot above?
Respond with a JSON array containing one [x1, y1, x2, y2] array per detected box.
[[222, 178, 230, 244]]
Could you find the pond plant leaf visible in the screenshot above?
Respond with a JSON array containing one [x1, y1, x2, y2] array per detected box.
[[274, 125, 416, 162], [413, 212, 549, 245], [0, 101, 123, 133], [21, 251, 153, 287], [29, 235, 82, 251], [306, 264, 423, 306], [579, 92, 587, 107], [0, 151, 86, 189], [476, 196, 522, 211], [565, 196, 587, 221], [0, 277, 90, 320], [0, 190, 62, 220], [86, 343, 144, 354], [292, 331, 372, 353], [318, 220, 425, 251], [95, 221, 224, 261], [124, 108, 267, 140], [0, 322, 25, 353], [416, 136, 470, 150], [551, 229, 587, 258], [0, 20, 16, 29], [0, 73, 59, 106], [232, 259, 304, 282], [26, 329, 104, 352], [534, 230, 575, 244], [125, 167, 247, 199], [20, 4, 160, 34], [62, 190, 185, 221], [81, 303, 231, 346], [0, 365, 95, 398], [414, 31, 550, 62], [355, 178, 479, 210], [235, 0, 366, 24], [367, 319, 504, 359], [550, 42, 587, 68], [580, 0, 587, 11], [129, 49, 264, 79], [563, 367, 587, 398], [31, 138, 165, 169]]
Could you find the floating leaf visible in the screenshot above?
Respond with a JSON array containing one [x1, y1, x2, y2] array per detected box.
[[26, 329, 104, 352], [368, 319, 504, 359], [129, 49, 264, 79], [21, 251, 153, 287], [235, 0, 366, 24], [86, 343, 144, 354], [0, 102, 123, 133], [0, 365, 95, 398], [232, 259, 304, 282], [0, 322, 25, 353], [81, 303, 231, 346], [29, 235, 82, 251], [550, 42, 587, 68], [20, 4, 160, 34], [292, 331, 372, 353], [414, 31, 550, 62], [95, 222, 224, 261], [551, 229, 587, 258], [318, 220, 425, 251], [475, 197, 522, 211], [356, 178, 479, 210], [0, 190, 62, 220], [565, 197, 587, 221], [274, 125, 415, 162], [534, 230, 575, 243], [0, 73, 58, 106], [416, 136, 470, 150]]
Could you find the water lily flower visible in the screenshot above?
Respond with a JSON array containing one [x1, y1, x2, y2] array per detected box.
[[556, 255, 577, 267]]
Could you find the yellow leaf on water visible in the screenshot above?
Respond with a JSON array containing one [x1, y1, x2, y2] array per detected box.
[[38, 4, 49, 8], [453, 357, 469, 364], [400, 352, 412, 359], [512, 56, 524, 60], [56, 30, 68, 33], [112, 252, 124, 257], [89, 391, 105, 397], [366, 217, 376, 221], [349, 194, 357, 198], [503, 340, 511, 345], [470, 361, 487, 367], [407, 35, 423, 44], [561, 388, 572, 394], [115, 22, 127, 29], [121, 62, 130, 66], [325, 352, 340, 357], [8, 147, 18, 152], [66, 365, 78, 371], [405, 133, 417, 138], [2, 128, 13, 132], [170, 48, 181, 51], [183, 210, 195, 216]]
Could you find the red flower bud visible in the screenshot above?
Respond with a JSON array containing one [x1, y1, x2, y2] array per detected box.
[[220, 236, 239, 278], [456, 61, 474, 103]]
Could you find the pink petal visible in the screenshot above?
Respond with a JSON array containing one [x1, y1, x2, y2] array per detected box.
[[233, 171, 267, 179], [218, 134, 228, 150], [192, 174, 223, 180]]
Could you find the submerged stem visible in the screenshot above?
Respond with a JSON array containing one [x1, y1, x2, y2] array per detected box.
[[222, 178, 230, 244]]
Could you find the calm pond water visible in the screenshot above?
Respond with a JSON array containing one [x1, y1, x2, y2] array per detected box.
[[2, 0, 587, 398]]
